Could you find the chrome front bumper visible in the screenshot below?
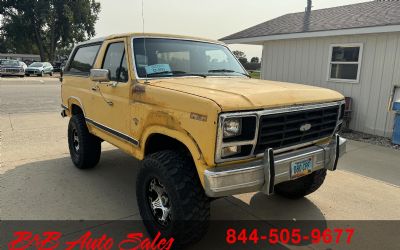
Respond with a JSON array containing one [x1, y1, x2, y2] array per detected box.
[[204, 135, 347, 197]]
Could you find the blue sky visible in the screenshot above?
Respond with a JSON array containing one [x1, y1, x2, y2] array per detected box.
[[96, 0, 368, 59]]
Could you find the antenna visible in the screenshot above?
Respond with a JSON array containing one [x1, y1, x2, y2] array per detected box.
[[141, 0, 149, 81]]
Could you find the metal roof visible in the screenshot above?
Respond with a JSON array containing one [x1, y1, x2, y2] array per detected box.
[[221, 1, 400, 43]]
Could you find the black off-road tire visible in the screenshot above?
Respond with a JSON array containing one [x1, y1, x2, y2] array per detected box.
[[274, 169, 327, 199], [136, 150, 210, 248], [68, 114, 101, 169]]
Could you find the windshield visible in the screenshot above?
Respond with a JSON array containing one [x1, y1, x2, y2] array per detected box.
[[29, 62, 43, 67], [133, 38, 247, 78], [2, 60, 19, 67]]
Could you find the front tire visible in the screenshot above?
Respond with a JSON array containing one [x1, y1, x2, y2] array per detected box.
[[274, 169, 327, 199], [136, 150, 210, 248], [68, 114, 101, 169]]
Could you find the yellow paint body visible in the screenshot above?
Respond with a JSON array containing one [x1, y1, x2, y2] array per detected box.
[[61, 33, 344, 186]]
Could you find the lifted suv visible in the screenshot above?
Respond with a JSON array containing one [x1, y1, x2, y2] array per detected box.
[[61, 33, 346, 247]]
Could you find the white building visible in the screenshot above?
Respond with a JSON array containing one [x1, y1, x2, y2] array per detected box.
[[221, 1, 400, 137], [0, 53, 40, 62]]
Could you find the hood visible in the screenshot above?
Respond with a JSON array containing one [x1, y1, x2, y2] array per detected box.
[[27, 66, 43, 70], [148, 77, 344, 111]]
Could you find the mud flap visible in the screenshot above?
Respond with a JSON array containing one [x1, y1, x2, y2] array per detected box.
[[261, 148, 275, 195]]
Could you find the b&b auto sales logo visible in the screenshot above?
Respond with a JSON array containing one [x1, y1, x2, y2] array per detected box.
[[7, 231, 174, 250]]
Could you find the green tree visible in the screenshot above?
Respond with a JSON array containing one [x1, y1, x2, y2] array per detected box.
[[232, 50, 248, 65], [0, 0, 101, 61], [232, 50, 246, 60]]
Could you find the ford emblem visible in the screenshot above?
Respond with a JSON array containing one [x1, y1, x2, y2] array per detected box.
[[299, 123, 312, 132]]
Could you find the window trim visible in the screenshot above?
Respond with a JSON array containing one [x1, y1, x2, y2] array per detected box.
[[101, 42, 129, 83], [327, 43, 363, 84]]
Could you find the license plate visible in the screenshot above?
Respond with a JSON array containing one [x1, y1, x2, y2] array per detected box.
[[290, 157, 313, 179]]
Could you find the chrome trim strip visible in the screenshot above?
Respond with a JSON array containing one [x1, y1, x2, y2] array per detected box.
[[205, 164, 263, 177], [215, 100, 345, 163], [85, 118, 139, 147]]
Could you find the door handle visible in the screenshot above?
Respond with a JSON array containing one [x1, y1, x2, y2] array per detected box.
[[91, 86, 97, 91]]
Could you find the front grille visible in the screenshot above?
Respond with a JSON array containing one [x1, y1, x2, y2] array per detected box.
[[5, 68, 20, 73], [254, 105, 340, 154]]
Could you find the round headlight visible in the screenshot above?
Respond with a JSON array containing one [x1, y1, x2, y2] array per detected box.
[[223, 118, 242, 138]]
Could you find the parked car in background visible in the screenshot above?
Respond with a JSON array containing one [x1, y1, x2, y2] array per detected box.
[[25, 62, 54, 76], [0, 59, 25, 77], [53, 61, 66, 72]]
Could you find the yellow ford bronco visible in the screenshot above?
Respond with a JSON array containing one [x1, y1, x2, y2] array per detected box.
[[61, 33, 346, 246]]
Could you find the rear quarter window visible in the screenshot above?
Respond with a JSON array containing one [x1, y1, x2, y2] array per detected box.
[[67, 44, 101, 75]]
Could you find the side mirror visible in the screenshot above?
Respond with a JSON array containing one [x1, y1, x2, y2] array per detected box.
[[90, 69, 110, 83]]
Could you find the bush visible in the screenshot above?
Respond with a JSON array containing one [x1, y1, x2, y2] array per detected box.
[[242, 62, 261, 71]]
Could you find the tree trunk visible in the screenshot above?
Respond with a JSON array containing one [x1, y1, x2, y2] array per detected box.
[[33, 26, 46, 61], [49, 26, 56, 62]]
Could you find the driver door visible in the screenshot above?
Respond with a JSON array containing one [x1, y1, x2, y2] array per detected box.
[[86, 38, 133, 151]]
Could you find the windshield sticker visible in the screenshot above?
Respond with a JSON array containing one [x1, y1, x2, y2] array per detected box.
[[145, 64, 171, 75]]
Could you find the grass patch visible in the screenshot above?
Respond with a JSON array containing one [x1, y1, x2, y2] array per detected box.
[[249, 71, 260, 79]]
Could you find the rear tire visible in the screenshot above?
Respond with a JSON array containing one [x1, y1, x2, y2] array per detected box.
[[274, 169, 327, 199], [68, 114, 101, 169], [136, 150, 210, 248]]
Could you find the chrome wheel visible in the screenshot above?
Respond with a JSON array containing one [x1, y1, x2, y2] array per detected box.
[[72, 129, 80, 152], [147, 178, 171, 226]]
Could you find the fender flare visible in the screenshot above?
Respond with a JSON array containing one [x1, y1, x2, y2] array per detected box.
[[140, 125, 209, 185], [67, 96, 86, 116]]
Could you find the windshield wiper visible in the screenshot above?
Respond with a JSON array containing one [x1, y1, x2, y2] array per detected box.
[[208, 69, 251, 78], [146, 70, 206, 78]]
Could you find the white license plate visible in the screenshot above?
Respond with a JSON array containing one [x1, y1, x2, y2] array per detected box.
[[290, 157, 314, 179]]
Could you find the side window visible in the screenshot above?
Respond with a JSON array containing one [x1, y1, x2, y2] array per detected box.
[[102, 42, 128, 82], [68, 44, 101, 74]]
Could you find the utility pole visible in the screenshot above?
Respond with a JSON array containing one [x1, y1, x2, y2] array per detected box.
[[306, 0, 312, 13], [303, 0, 312, 32]]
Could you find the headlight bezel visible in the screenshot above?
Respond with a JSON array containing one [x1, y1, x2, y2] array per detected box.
[[216, 112, 258, 163]]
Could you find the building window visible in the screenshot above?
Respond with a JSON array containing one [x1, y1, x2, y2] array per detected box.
[[328, 44, 363, 83]]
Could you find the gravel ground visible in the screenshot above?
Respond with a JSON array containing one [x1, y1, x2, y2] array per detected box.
[[340, 130, 400, 150]]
